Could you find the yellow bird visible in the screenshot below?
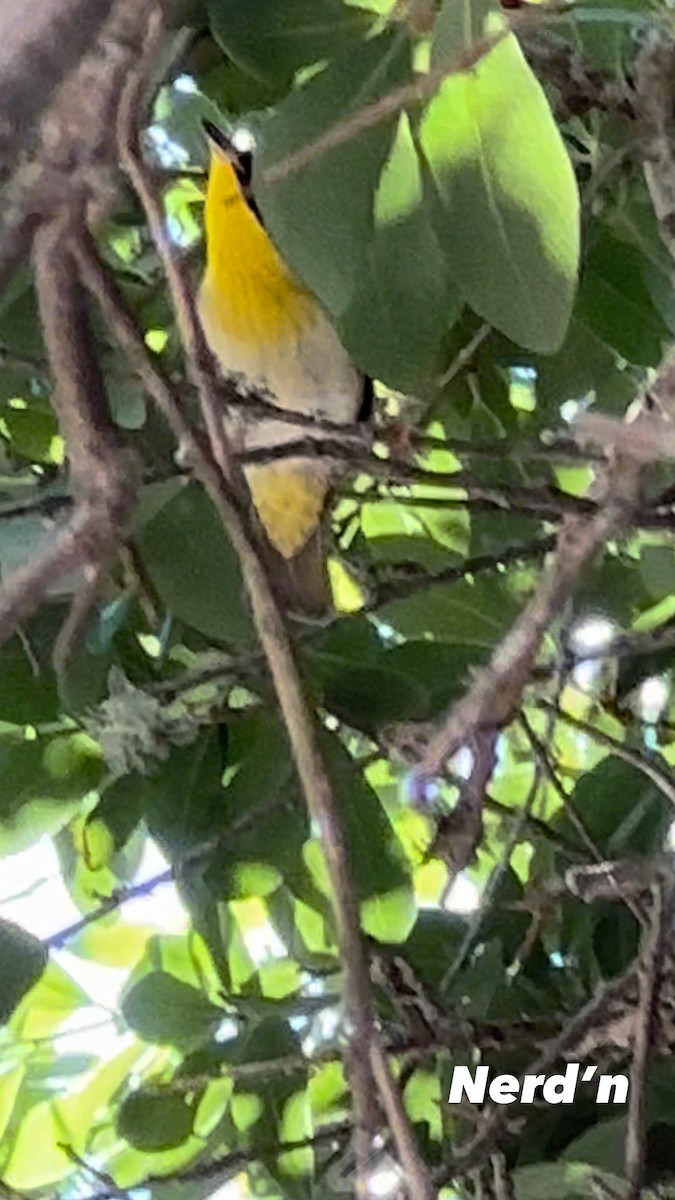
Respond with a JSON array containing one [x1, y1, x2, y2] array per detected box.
[[199, 120, 371, 614]]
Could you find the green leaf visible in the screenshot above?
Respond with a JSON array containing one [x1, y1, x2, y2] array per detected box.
[[420, 3, 579, 352], [0, 919, 47, 1024], [208, 0, 375, 88], [640, 545, 675, 601], [397, 909, 466, 989], [306, 732, 411, 909], [305, 649, 431, 730], [1, 407, 63, 465], [533, 317, 637, 417], [379, 575, 519, 644], [338, 114, 459, 389], [513, 1161, 627, 1200], [138, 481, 253, 646], [121, 971, 224, 1048], [561, 1119, 627, 1175], [556, 754, 672, 860], [117, 1090, 195, 1151], [0, 733, 102, 854], [140, 731, 227, 856], [0, 615, 61, 723], [198, 715, 323, 907], [576, 229, 669, 365], [256, 31, 412, 316], [218, 1018, 304, 1145], [8, 960, 88, 1040], [0, 1063, 24, 1143], [382, 641, 490, 715]]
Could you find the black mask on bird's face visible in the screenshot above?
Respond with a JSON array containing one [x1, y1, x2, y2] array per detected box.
[[202, 119, 253, 188]]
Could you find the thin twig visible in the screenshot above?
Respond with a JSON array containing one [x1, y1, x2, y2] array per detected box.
[[415, 400, 654, 778], [369, 1040, 437, 1200], [520, 713, 606, 865], [44, 790, 284, 950], [261, 20, 541, 186], [539, 701, 675, 813], [440, 736, 539, 994], [522, 711, 647, 929], [70, 1124, 352, 1200], [368, 534, 556, 610], [433, 325, 492, 390]]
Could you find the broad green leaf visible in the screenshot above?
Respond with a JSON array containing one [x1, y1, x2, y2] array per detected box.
[[72, 921, 155, 969], [309, 1061, 347, 1117], [201, 715, 315, 903], [420, 3, 579, 352], [361, 503, 468, 566], [305, 649, 431, 730], [576, 0, 649, 72], [382, 641, 490, 715], [0, 730, 102, 852], [209, 0, 375, 88], [138, 481, 253, 646], [218, 1018, 304, 1145], [403, 1069, 442, 1140], [9, 961, 88, 1040], [121, 971, 224, 1048], [338, 114, 459, 388], [4, 1043, 143, 1189], [1, 407, 63, 465], [0, 919, 47, 1023], [560, 1118, 627, 1175], [555, 754, 671, 859], [193, 1076, 232, 1138], [99, 1137, 205, 1190], [3, 1103, 75, 1190], [379, 574, 519, 644], [361, 887, 416, 941], [398, 909, 466, 989], [258, 958, 303, 999], [576, 229, 669, 365], [255, 31, 412, 316], [533, 317, 637, 417], [304, 732, 411, 908], [640, 544, 675, 601], [107, 377, 147, 430], [140, 731, 227, 856], [0, 1063, 23, 1143], [0, 617, 61, 723], [513, 1161, 628, 1200], [118, 1090, 195, 1151]]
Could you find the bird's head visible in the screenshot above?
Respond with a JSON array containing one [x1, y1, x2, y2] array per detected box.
[[202, 119, 254, 192]]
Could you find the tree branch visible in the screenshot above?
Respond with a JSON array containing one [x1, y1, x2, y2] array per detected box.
[[0, 0, 116, 183], [625, 882, 669, 1200], [0, 219, 138, 664], [411, 394, 661, 779], [111, 14, 384, 1174]]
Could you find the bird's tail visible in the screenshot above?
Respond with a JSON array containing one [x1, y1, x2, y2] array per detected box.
[[265, 527, 331, 618]]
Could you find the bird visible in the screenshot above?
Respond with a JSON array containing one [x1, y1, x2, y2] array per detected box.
[[198, 119, 371, 615]]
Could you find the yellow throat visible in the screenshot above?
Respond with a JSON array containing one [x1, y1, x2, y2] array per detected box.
[[201, 148, 313, 350], [199, 137, 332, 564]]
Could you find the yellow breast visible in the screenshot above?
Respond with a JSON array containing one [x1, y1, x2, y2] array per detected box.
[[199, 149, 360, 560]]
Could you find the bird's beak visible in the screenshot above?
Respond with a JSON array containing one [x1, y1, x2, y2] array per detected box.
[[201, 118, 237, 162]]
